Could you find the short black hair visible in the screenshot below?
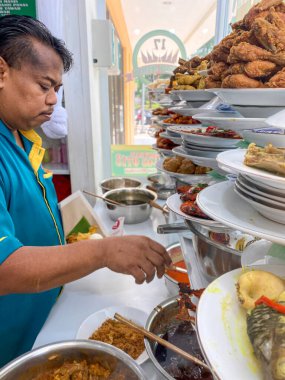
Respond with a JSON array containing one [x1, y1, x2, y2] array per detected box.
[[0, 14, 73, 72]]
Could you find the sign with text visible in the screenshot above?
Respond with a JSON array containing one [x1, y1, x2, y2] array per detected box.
[[111, 145, 159, 177], [0, 0, 36, 18]]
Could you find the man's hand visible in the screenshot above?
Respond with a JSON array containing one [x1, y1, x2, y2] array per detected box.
[[99, 236, 172, 284]]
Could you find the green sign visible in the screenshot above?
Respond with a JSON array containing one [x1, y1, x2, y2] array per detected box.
[[0, 0, 36, 18], [111, 145, 159, 177]]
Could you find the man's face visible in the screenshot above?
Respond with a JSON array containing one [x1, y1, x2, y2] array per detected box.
[[0, 39, 64, 131]]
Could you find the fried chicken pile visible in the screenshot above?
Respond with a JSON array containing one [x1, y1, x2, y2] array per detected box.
[[206, 0, 285, 88]]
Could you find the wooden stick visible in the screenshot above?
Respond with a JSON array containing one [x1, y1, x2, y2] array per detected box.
[[114, 313, 215, 375], [149, 200, 169, 214], [82, 190, 125, 206]]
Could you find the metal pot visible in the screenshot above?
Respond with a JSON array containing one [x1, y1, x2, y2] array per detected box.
[[103, 187, 157, 224], [0, 340, 146, 380], [100, 177, 142, 194], [157, 220, 243, 283]]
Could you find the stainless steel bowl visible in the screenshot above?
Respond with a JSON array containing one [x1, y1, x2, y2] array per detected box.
[[103, 188, 157, 224], [0, 340, 146, 380], [100, 177, 142, 194]]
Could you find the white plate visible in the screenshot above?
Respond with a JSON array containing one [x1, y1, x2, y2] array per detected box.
[[234, 184, 285, 224], [172, 146, 219, 169], [216, 149, 285, 190], [233, 106, 285, 118], [167, 125, 202, 135], [182, 141, 234, 152], [76, 306, 148, 365], [166, 193, 224, 227], [168, 106, 213, 117], [172, 90, 215, 102], [237, 175, 285, 203], [159, 131, 182, 145], [151, 144, 174, 156], [156, 158, 212, 184], [181, 146, 219, 158], [207, 88, 285, 106], [241, 129, 285, 148], [196, 181, 285, 244], [241, 174, 285, 196], [194, 112, 267, 131], [180, 132, 241, 148], [197, 267, 276, 380]]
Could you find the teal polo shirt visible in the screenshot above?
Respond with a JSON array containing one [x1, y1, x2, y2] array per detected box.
[[0, 120, 65, 366]]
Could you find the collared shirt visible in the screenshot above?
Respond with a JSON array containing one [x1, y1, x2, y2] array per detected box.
[[0, 120, 65, 366]]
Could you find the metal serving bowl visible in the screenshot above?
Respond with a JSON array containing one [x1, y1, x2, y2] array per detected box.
[[0, 341, 146, 380], [100, 177, 142, 194], [103, 187, 157, 224]]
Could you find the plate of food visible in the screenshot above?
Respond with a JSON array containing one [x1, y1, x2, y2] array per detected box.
[[207, 88, 285, 106], [162, 115, 201, 127], [196, 266, 285, 380], [168, 106, 213, 117], [159, 131, 182, 145], [152, 143, 174, 156], [76, 306, 148, 365], [179, 127, 242, 147], [216, 146, 285, 190], [196, 181, 285, 245], [156, 157, 213, 184], [172, 146, 219, 169], [193, 111, 267, 131], [166, 192, 223, 227]]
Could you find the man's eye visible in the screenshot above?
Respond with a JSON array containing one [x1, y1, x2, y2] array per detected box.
[[40, 84, 49, 91]]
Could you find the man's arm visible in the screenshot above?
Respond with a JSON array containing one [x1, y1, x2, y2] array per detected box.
[[0, 235, 171, 295]]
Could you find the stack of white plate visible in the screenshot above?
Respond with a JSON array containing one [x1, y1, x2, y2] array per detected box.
[[159, 131, 182, 145], [172, 90, 215, 102], [216, 149, 285, 225], [241, 128, 285, 148]]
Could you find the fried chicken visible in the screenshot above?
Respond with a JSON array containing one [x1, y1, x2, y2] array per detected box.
[[205, 75, 222, 88], [222, 73, 266, 88], [244, 60, 277, 77], [209, 61, 229, 79], [243, 0, 283, 28], [266, 67, 285, 86], [252, 15, 285, 52], [228, 42, 285, 66]]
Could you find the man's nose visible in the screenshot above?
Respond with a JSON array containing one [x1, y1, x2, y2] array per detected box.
[[46, 89, 58, 106]]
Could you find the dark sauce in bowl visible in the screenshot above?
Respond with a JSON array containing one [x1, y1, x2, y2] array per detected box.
[[154, 320, 213, 380]]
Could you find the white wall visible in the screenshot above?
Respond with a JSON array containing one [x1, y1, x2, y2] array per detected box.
[[46, 0, 112, 195]]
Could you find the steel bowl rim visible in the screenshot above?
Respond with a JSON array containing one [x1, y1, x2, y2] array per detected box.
[[103, 187, 158, 206], [0, 340, 145, 379], [100, 177, 142, 191]]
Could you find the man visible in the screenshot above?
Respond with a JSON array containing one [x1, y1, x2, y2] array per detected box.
[[0, 15, 171, 366]]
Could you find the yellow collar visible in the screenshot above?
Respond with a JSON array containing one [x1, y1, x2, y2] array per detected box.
[[19, 129, 45, 173]]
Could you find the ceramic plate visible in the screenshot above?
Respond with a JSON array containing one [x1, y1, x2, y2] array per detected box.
[[182, 141, 234, 152], [196, 266, 285, 380], [181, 146, 219, 158], [241, 129, 285, 148], [76, 306, 148, 365], [237, 175, 285, 203], [168, 106, 212, 116], [166, 193, 224, 227], [156, 158, 213, 184], [234, 184, 285, 225], [151, 144, 174, 156], [216, 149, 285, 190], [172, 90, 215, 102], [196, 181, 285, 245], [180, 132, 241, 148], [233, 106, 285, 118], [167, 125, 202, 134], [241, 174, 285, 196], [159, 131, 182, 144], [207, 88, 285, 106], [194, 112, 267, 131]]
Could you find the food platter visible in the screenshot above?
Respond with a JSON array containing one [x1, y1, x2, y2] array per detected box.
[[167, 125, 203, 134], [159, 131, 182, 145], [172, 146, 219, 169], [241, 129, 285, 148], [168, 106, 213, 117], [196, 268, 263, 380], [172, 90, 215, 102], [196, 181, 285, 245], [76, 306, 148, 365], [156, 158, 213, 184], [193, 112, 267, 131], [166, 193, 224, 227], [233, 105, 285, 118], [216, 149, 285, 190], [207, 88, 285, 106]]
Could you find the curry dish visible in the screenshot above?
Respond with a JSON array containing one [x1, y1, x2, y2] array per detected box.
[[89, 319, 144, 360]]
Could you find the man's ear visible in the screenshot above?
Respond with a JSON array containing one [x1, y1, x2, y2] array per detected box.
[[0, 57, 8, 89]]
